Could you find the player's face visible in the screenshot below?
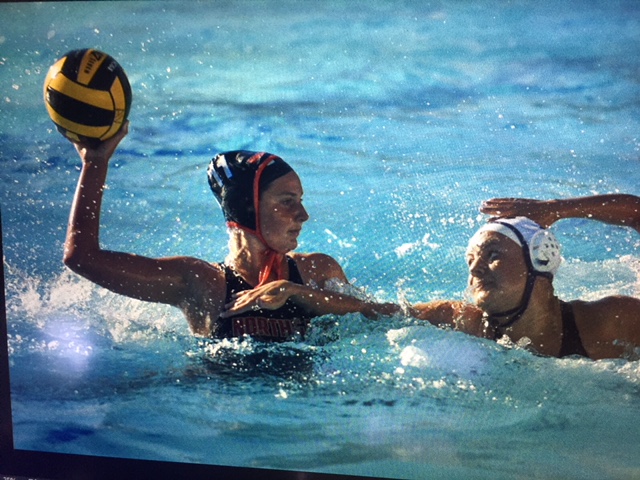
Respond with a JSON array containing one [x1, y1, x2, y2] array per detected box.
[[466, 232, 528, 314], [259, 172, 309, 253]]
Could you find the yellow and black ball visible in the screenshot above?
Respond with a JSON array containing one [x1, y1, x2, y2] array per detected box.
[[44, 48, 132, 146]]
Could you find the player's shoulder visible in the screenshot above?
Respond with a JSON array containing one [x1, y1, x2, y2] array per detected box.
[[570, 295, 640, 317], [289, 252, 346, 283], [570, 296, 640, 339], [290, 251, 338, 264], [162, 255, 226, 281], [569, 296, 640, 358]]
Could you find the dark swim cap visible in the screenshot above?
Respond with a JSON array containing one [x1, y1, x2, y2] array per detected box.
[[207, 150, 294, 230]]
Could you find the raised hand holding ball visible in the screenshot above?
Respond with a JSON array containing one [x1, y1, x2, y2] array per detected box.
[[44, 48, 132, 146]]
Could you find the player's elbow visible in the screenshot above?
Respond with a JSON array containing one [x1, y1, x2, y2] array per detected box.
[[630, 203, 640, 234], [62, 243, 92, 275], [619, 194, 640, 232]]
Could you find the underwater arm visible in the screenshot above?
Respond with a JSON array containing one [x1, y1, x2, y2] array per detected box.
[[481, 195, 640, 233]]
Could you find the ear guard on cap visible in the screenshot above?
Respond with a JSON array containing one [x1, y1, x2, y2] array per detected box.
[[528, 229, 561, 275], [471, 217, 562, 277]]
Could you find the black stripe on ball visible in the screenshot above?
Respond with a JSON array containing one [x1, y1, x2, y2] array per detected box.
[[46, 87, 114, 127], [86, 62, 121, 90], [60, 50, 86, 77], [60, 49, 119, 90]]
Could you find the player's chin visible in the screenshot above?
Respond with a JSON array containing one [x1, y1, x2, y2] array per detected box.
[[470, 288, 492, 310], [274, 239, 298, 254], [285, 231, 300, 249]]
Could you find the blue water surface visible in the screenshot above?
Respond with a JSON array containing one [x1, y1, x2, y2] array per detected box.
[[1, 1, 640, 479]]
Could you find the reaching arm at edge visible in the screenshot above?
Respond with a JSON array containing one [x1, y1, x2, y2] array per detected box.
[[481, 194, 640, 233]]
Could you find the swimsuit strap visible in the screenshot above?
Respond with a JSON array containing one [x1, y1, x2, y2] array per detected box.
[[488, 301, 589, 359], [286, 256, 304, 284], [558, 301, 589, 358], [222, 256, 304, 294]]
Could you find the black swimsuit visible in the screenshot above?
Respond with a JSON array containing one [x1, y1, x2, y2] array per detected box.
[[490, 301, 589, 358], [558, 301, 589, 358], [213, 257, 312, 341]]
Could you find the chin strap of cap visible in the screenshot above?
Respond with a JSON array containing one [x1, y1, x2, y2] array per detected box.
[[485, 271, 537, 330], [227, 221, 284, 288], [227, 153, 285, 288]]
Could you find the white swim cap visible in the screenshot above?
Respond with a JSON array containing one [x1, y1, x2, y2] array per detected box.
[[468, 217, 561, 276]]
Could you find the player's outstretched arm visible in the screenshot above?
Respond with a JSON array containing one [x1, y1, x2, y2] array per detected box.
[[481, 194, 640, 232]]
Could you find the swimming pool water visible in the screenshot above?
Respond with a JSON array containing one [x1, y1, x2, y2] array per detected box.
[[2, 1, 640, 479]]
